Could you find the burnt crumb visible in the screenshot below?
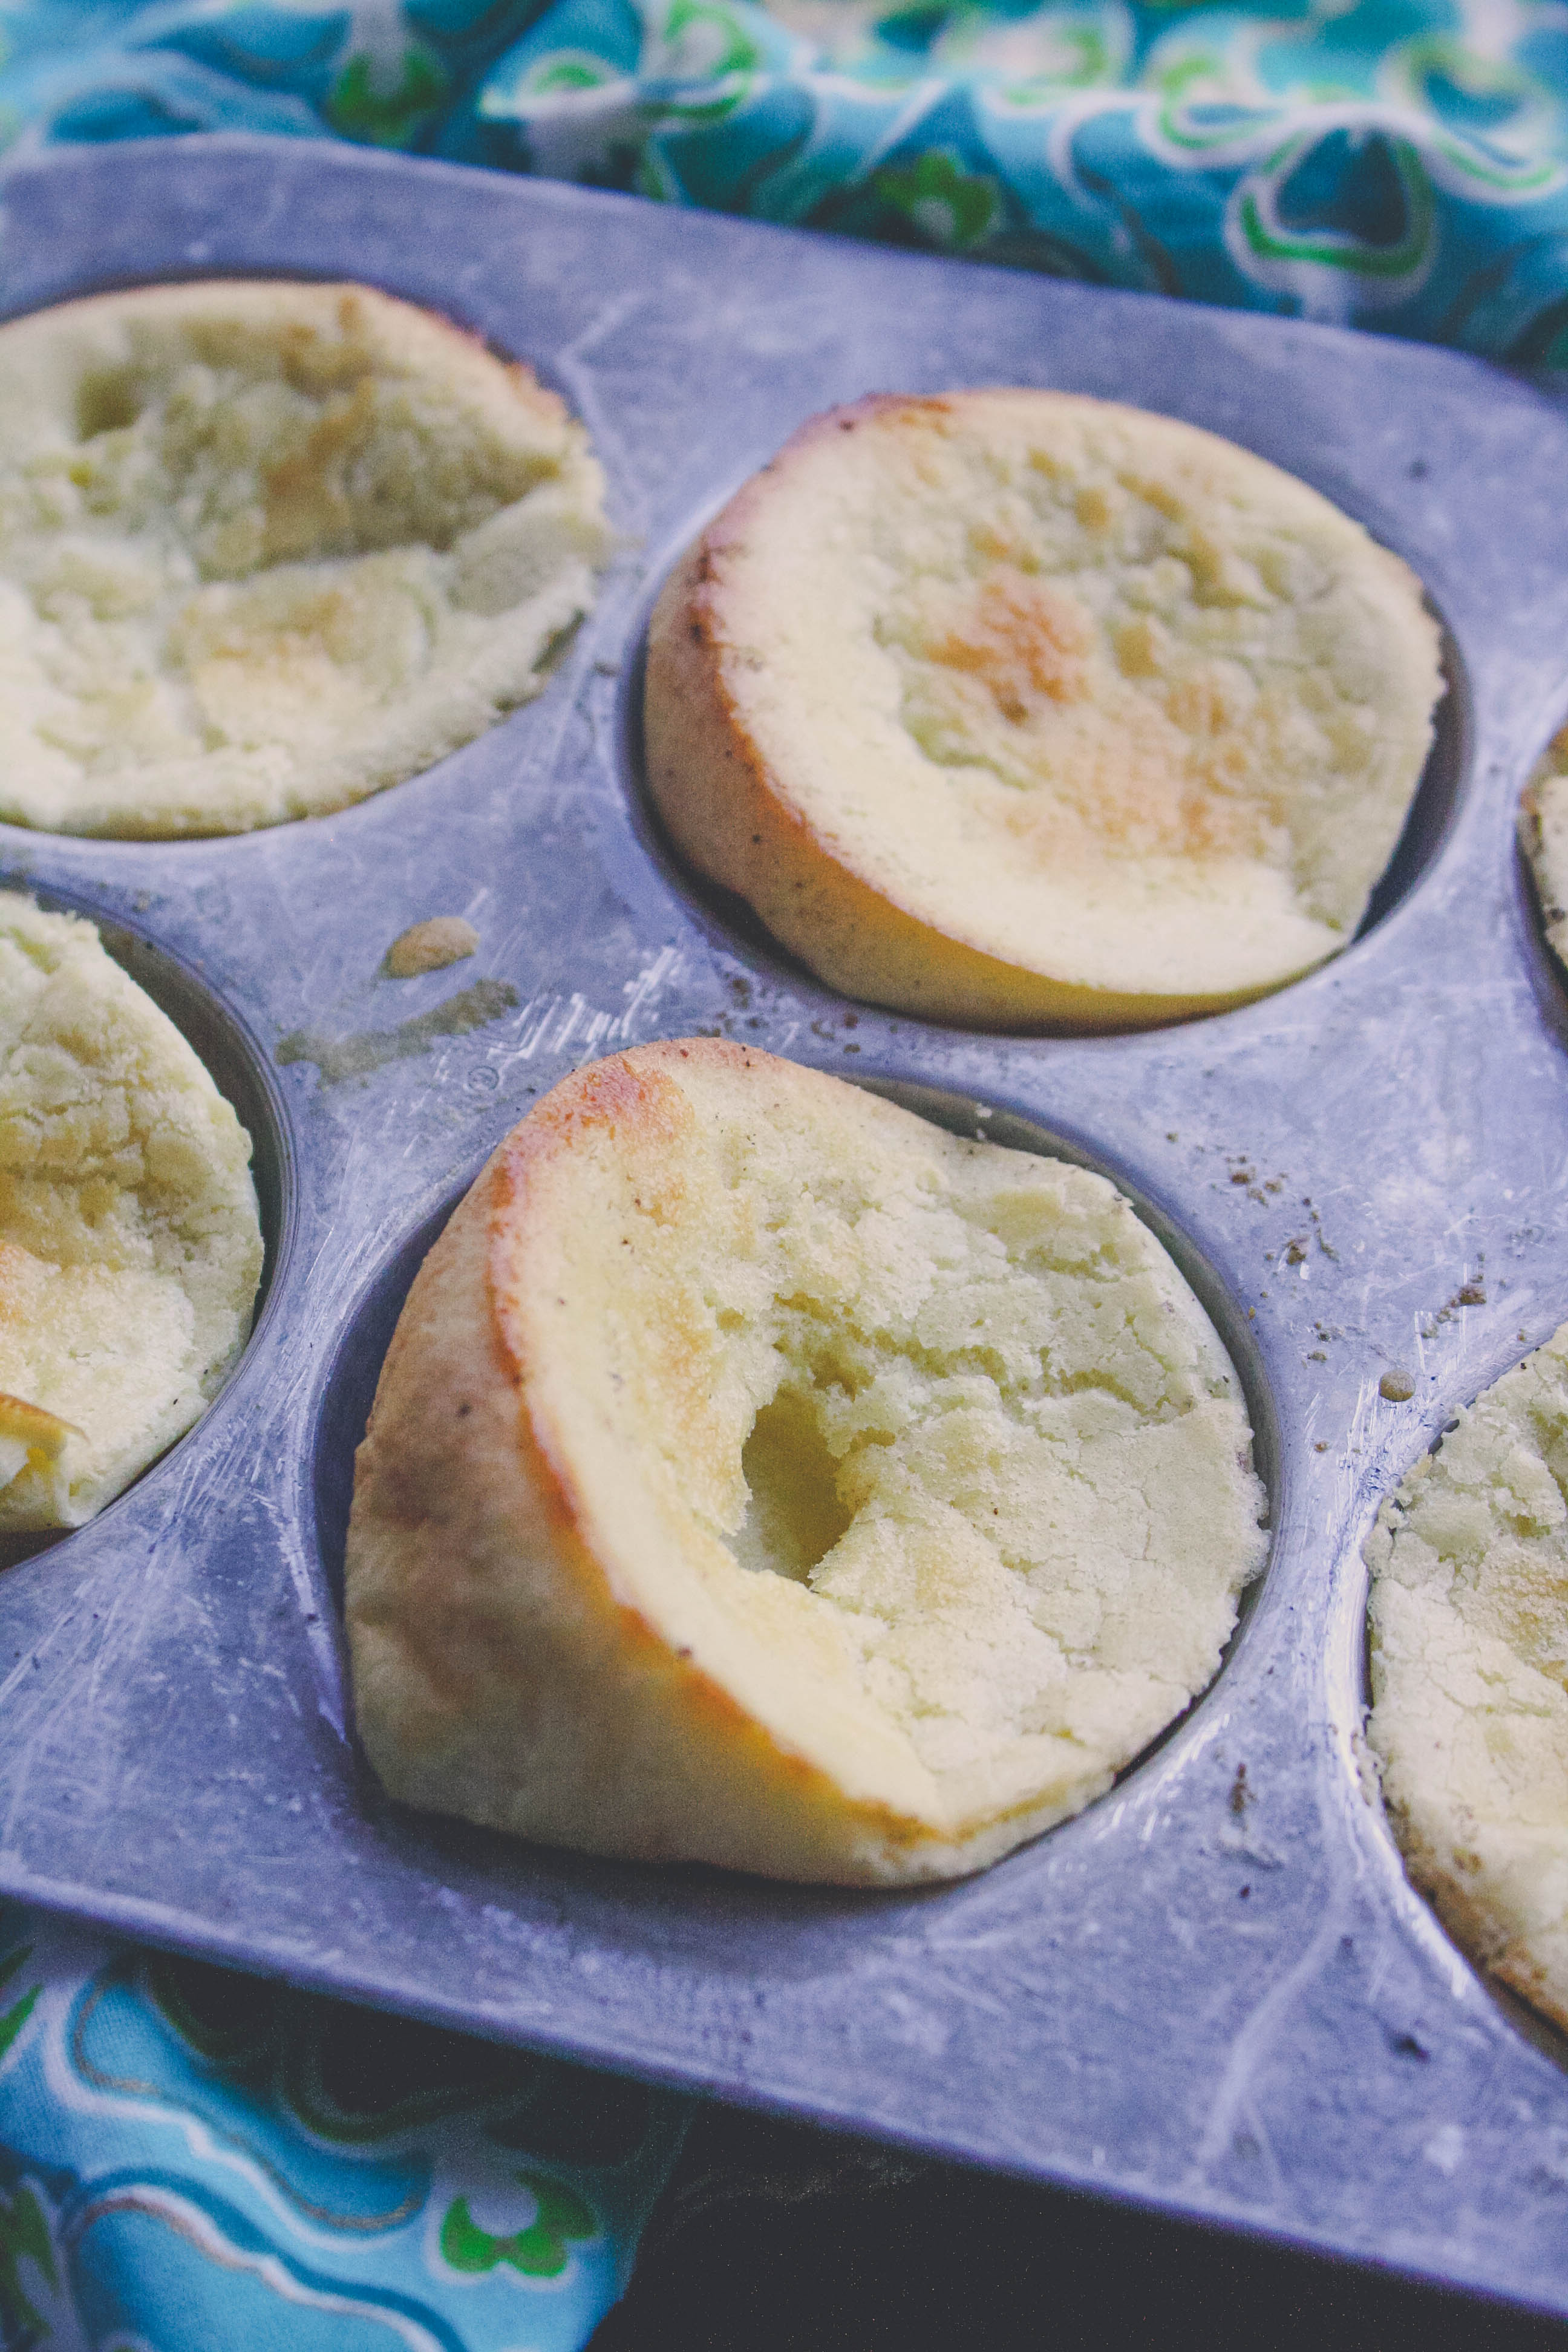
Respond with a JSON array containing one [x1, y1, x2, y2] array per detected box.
[[1390, 2030, 1430, 2061], [727, 974, 753, 1008], [1306, 1349, 1327, 1361], [843, 1012, 858, 1030], [1420, 1259, 1490, 1336], [1313, 1440, 1328, 1452], [456, 1402, 473, 1419], [1238, 1884, 1250, 1900], [1225, 1160, 1289, 1206], [1229, 1763, 1250, 1817], [1285, 1238, 1308, 1266], [1380, 1368, 1416, 1402]]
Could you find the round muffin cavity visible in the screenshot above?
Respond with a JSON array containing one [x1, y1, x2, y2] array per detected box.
[[0, 281, 610, 836], [1520, 722, 1568, 973], [645, 391, 1443, 1030], [1367, 1326, 1568, 2032], [0, 895, 263, 1528], [345, 1040, 1267, 1884]]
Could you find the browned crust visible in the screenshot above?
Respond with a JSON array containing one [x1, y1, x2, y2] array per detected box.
[[25, 278, 567, 428], [1389, 1807, 1568, 2042], [642, 396, 1297, 1034], [344, 1040, 953, 1883]]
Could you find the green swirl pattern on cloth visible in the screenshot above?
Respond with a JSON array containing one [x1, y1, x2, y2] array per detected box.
[[2, 0, 1568, 356], [0, 1906, 688, 2349]]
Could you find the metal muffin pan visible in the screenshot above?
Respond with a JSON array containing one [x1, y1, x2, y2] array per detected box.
[[4, 130, 1568, 2313]]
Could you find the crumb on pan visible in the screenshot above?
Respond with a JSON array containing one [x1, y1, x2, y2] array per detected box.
[[385, 916, 480, 977]]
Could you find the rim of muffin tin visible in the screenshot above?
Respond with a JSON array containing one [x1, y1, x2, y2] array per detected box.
[[2, 169, 1566, 2241], [0, 869, 300, 1565]]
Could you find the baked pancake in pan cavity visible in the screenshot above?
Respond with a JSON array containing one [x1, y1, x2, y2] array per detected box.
[[1368, 1327, 1568, 2036], [0, 280, 610, 837], [345, 1040, 1267, 1885], [1520, 722, 1568, 975], [644, 390, 1443, 1032], [0, 894, 263, 1532]]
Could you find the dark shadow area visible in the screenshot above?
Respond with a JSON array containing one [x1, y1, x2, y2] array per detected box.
[[1354, 623, 1470, 939], [311, 1192, 459, 1616], [595, 2105, 1568, 2351]]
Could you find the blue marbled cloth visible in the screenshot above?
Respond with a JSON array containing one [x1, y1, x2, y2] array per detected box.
[[0, 0, 1563, 2340], [0, 1906, 689, 2348], [2, 0, 1568, 358]]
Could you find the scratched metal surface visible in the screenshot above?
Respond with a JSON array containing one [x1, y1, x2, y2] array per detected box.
[[3, 130, 1568, 2311]]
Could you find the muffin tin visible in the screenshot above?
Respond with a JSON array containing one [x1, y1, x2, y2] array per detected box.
[[4, 132, 1568, 2314]]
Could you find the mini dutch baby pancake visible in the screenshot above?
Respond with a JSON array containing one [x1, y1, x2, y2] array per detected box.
[[644, 390, 1443, 1030], [0, 895, 263, 1530], [1520, 723, 1568, 973], [345, 1039, 1267, 1884], [1368, 1326, 1568, 2032], [0, 280, 610, 836]]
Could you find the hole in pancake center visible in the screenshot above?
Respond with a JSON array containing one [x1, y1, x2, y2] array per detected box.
[[76, 369, 143, 440], [733, 1387, 854, 1584]]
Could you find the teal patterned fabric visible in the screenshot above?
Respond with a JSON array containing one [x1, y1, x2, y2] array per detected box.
[[2, 0, 1568, 358], [0, 1906, 688, 2349]]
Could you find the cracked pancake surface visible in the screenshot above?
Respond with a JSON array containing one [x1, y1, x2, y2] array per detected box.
[[0, 279, 610, 836], [0, 894, 263, 1529], [645, 390, 1442, 1030], [1368, 1325, 1568, 2032], [345, 1039, 1267, 1883]]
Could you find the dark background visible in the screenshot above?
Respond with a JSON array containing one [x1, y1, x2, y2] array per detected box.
[[595, 2106, 1568, 2350]]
